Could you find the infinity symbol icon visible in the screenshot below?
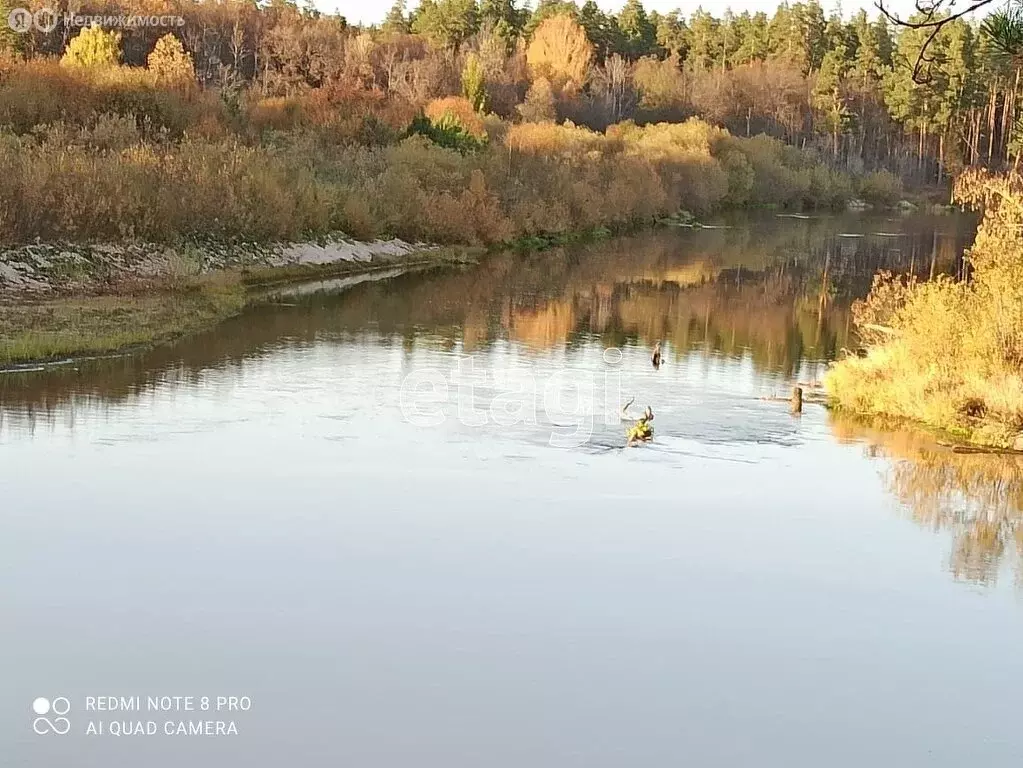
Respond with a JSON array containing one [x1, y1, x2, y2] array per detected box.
[[32, 697, 71, 735]]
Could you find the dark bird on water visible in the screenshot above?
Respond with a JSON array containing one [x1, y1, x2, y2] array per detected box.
[[651, 341, 662, 368]]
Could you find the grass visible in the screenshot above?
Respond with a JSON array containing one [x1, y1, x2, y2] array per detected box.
[[0, 247, 477, 367], [825, 169, 1023, 449], [0, 280, 245, 366]]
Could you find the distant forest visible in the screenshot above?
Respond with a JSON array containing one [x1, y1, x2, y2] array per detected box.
[[1, 0, 1016, 183]]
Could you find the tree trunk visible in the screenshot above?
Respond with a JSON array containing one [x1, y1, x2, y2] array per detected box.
[[988, 85, 998, 162], [918, 125, 925, 175], [938, 132, 945, 182]]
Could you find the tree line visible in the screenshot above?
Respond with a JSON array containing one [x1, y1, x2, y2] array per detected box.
[[1, 0, 1014, 187]]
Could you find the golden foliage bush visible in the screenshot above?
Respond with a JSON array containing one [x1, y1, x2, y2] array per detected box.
[[0, 60, 224, 137], [424, 96, 487, 139], [62, 25, 122, 68], [0, 53, 865, 252], [146, 34, 195, 88]]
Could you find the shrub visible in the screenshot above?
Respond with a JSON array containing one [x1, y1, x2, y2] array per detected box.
[[517, 77, 557, 122], [826, 169, 1023, 446], [0, 60, 225, 138], [147, 34, 195, 88], [62, 25, 122, 68], [858, 170, 903, 208], [461, 53, 487, 113], [424, 96, 487, 138]]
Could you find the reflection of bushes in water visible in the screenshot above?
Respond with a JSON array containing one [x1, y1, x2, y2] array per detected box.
[[2, 222, 958, 424], [831, 416, 1023, 586]]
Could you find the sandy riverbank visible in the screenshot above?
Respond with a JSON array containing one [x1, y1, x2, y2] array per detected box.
[[0, 236, 433, 296]]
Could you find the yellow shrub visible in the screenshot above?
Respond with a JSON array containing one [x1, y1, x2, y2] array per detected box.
[[424, 96, 487, 139]]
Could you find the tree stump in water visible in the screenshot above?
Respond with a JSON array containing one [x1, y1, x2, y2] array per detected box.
[[790, 386, 803, 414]]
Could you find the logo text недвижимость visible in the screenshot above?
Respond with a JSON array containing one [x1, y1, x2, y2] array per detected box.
[[8, 7, 184, 34]]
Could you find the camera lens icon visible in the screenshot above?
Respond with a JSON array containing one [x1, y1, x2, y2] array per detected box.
[[32, 696, 71, 735]]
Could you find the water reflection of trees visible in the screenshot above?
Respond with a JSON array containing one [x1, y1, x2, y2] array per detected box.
[[832, 418, 1023, 587], [0, 215, 972, 424]]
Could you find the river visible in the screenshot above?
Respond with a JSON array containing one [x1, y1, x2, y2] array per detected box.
[[3, 212, 1023, 766]]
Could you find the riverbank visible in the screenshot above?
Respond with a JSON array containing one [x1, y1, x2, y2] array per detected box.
[[825, 169, 1023, 450], [0, 238, 473, 368]]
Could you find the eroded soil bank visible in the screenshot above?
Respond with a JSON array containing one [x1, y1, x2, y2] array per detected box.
[[0, 237, 467, 367]]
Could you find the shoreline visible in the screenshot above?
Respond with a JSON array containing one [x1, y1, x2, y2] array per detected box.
[[0, 202, 956, 370], [0, 238, 477, 369]]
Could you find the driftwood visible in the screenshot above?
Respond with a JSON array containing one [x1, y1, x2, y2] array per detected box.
[[760, 386, 826, 408], [790, 386, 803, 414]]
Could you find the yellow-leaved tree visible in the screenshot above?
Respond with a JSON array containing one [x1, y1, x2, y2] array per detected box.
[[147, 34, 195, 87], [525, 14, 592, 92], [61, 24, 121, 68]]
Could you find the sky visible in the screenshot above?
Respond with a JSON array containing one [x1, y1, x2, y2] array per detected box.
[[319, 0, 927, 28]]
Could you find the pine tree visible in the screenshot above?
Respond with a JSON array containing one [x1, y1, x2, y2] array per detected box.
[[411, 0, 479, 51], [382, 0, 411, 35], [732, 12, 770, 67], [687, 9, 722, 71], [579, 0, 625, 61], [813, 39, 851, 155], [523, 0, 578, 40], [654, 10, 690, 61], [617, 0, 656, 60], [479, 0, 523, 38]]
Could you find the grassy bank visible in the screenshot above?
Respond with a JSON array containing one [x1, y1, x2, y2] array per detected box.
[[0, 251, 471, 367], [825, 169, 1023, 449], [0, 280, 245, 366]]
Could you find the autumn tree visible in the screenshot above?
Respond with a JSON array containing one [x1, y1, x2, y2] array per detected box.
[[518, 76, 557, 121], [62, 24, 122, 68], [147, 34, 196, 87], [526, 13, 594, 90]]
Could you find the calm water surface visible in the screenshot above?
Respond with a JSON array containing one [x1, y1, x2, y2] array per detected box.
[[3, 213, 1023, 766]]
